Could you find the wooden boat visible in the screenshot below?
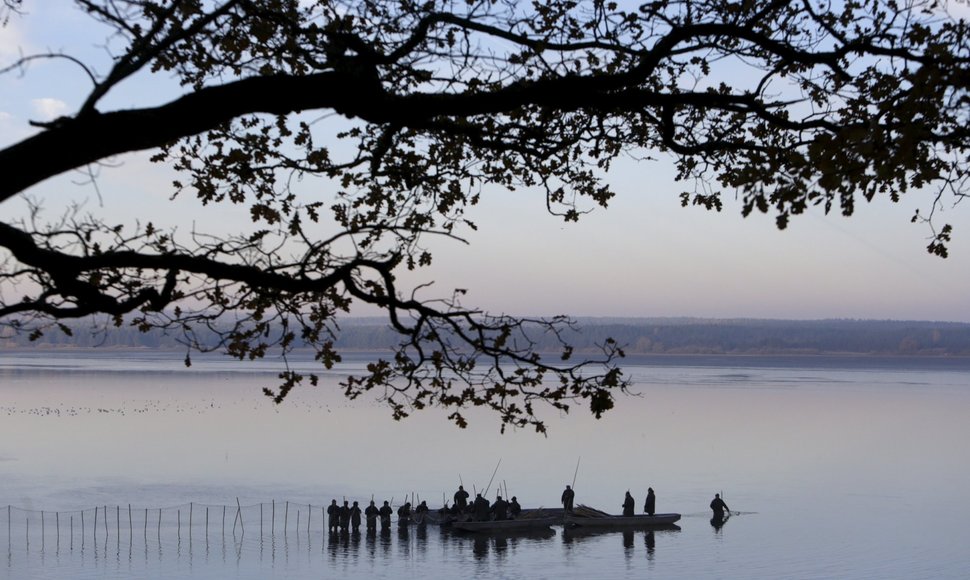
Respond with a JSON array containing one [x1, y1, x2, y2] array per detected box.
[[565, 513, 681, 529], [451, 517, 559, 533]]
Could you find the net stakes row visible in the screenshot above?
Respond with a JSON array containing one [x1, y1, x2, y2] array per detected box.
[[4, 500, 350, 548]]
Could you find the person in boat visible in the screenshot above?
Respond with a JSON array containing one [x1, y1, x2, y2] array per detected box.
[[509, 496, 522, 519], [350, 500, 362, 532], [339, 500, 351, 532], [561, 485, 575, 514], [378, 500, 393, 530], [644, 487, 656, 516], [622, 491, 636, 517], [364, 500, 379, 532], [327, 499, 339, 533], [491, 495, 509, 521], [710, 493, 730, 520], [473, 493, 491, 522], [454, 485, 470, 513]]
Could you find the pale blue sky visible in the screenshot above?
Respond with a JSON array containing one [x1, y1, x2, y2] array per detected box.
[[2, 3, 969, 323]]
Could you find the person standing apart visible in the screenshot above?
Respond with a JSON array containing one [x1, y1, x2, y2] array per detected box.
[[710, 493, 730, 520]]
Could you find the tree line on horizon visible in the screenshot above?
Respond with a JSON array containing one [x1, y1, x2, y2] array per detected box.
[[4, 318, 969, 356]]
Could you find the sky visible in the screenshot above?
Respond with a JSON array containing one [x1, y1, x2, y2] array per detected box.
[[2, 2, 969, 324]]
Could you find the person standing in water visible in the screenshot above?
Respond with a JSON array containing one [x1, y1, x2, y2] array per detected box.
[[710, 493, 730, 519], [364, 500, 379, 532]]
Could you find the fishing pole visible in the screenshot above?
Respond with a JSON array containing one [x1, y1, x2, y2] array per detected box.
[[571, 457, 581, 489]]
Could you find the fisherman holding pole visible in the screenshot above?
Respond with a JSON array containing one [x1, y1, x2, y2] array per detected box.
[[561, 485, 575, 514], [562, 457, 580, 514]]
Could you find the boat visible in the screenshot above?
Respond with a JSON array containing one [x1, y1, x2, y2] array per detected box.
[[564, 513, 681, 529], [451, 517, 559, 533]]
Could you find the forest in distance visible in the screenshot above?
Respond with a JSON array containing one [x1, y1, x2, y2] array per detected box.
[[3, 317, 970, 357]]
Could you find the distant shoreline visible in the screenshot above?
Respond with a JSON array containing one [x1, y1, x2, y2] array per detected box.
[[3, 317, 970, 356]]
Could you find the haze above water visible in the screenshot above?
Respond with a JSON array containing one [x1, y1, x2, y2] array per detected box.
[[2, 350, 969, 579]]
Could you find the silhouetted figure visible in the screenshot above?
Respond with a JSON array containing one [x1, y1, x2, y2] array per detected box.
[[397, 502, 412, 526], [644, 487, 656, 516], [339, 500, 351, 532], [378, 501, 393, 530], [414, 501, 429, 524], [491, 495, 509, 520], [327, 499, 339, 533], [364, 500, 379, 531], [473, 493, 491, 521], [561, 485, 575, 513], [350, 501, 362, 532], [622, 491, 635, 517], [710, 493, 730, 521], [454, 485, 470, 512], [509, 496, 522, 518]]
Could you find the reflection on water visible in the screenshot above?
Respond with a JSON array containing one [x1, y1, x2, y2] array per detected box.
[[0, 520, 676, 580]]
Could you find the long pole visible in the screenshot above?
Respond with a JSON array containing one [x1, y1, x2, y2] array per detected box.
[[571, 457, 581, 489], [483, 459, 502, 496]]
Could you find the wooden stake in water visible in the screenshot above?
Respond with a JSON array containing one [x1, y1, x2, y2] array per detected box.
[[307, 504, 311, 534], [158, 508, 162, 540], [284, 501, 289, 535], [93, 507, 98, 544], [189, 503, 193, 542], [177, 509, 181, 541], [144, 508, 148, 541], [271, 500, 275, 536], [236, 497, 244, 535]]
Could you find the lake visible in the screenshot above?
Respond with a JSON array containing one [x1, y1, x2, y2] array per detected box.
[[2, 350, 969, 579]]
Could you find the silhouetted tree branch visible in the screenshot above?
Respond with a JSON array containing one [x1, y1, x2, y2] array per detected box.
[[1, 0, 967, 431]]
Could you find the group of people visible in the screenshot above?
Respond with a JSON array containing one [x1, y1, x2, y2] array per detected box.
[[562, 484, 730, 520], [561, 485, 657, 516], [620, 487, 657, 516], [451, 485, 522, 522], [327, 498, 432, 534], [325, 485, 731, 534]]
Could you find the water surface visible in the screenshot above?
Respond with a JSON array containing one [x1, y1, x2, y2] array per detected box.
[[2, 351, 968, 578]]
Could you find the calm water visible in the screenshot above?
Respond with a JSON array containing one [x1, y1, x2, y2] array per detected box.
[[1, 350, 969, 579]]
